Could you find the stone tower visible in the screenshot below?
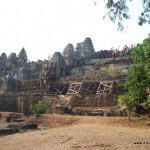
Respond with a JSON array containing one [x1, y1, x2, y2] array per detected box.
[[75, 37, 95, 58], [49, 52, 66, 77], [75, 42, 85, 58], [0, 53, 7, 72], [62, 43, 75, 66], [18, 47, 28, 66], [83, 37, 95, 57]]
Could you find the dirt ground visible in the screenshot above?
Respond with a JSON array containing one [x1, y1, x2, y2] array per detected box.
[[0, 114, 150, 150]]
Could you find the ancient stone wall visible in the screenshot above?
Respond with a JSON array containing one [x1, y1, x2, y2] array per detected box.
[[67, 94, 118, 107], [70, 62, 130, 78], [0, 93, 118, 115], [0, 94, 41, 115]]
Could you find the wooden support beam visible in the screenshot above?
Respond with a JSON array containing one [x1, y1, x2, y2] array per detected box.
[[79, 82, 98, 95], [49, 83, 68, 95], [67, 82, 83, 95], [17, 79, 41, 93], [96, 81, 113, 94]]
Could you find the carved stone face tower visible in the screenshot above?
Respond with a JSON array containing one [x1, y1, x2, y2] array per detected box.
[[83, 37, 95, 57], [49, 52, 66, 77], [0, 53, 7, 72], [62, 43, 75, 66], [75, 37, 95, 58], [18, 47, 28, 66]]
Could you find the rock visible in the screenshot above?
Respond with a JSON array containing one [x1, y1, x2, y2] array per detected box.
[[13, 118, 27, 122], [121, 109, 127, 116], [7, 123, 38, 130], [103, 111, 111, 117], [109, 110, 116, 116], [6, 116, 12, 123], [110, 105, 121, 111], [116, 110, 122, 116], [62, 107, 73, 114], [7, 123, 23, 130], [0, 128, 17, 135], [22, 123, 38, 130]]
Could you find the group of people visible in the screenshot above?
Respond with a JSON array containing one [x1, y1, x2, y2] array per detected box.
[[111, 44, 135, 57], [91, 44, 135, 59]]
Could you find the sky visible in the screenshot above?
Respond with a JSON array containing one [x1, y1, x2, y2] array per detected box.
[[0, 0, 149, 61]]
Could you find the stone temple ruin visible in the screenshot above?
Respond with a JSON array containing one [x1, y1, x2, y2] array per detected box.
[[0, 37, 133, 115]]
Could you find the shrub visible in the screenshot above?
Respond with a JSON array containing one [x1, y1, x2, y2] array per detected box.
[[30, 101, 47, 115]]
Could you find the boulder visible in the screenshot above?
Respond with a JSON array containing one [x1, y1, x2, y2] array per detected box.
[[7, 123, 24, 130], [7, 123, 38, 130], [0, 128, 17, 135]]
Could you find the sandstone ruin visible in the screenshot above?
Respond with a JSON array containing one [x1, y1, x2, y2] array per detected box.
[[0, 37, 133, 115]]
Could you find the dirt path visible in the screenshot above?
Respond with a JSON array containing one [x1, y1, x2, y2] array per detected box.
[[0, 115, 150, 150]]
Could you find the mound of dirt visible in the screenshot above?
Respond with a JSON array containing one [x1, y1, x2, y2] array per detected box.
[[24, 114, 79, 128]]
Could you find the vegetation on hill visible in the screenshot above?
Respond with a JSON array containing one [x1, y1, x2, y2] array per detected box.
[[30, 101, 47, 115], [119, 36, 150, 118]]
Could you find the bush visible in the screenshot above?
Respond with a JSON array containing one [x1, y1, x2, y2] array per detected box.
[[30, 101, 47, 115]]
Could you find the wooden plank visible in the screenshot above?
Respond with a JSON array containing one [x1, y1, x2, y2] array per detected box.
[[49, 83, 68, 95], [67, 82, 83, 95], [79, 82, 98, 94], [96, 81, 113, 94]]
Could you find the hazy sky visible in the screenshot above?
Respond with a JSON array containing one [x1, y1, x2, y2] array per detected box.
[[0, 0, 149, 61]]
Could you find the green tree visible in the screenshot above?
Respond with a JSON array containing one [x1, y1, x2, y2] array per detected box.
[[30, 101, 47, 115], [95, 0, 150, 31], [118, 37, 150, 117]]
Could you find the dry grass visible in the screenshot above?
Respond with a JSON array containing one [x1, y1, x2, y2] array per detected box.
[[24, 114, 150, 130], [0, 114, 150, 150]]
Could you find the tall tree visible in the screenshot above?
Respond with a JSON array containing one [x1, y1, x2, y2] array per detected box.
[[95, 0, 150, 31], [119, 36, 150, 115]]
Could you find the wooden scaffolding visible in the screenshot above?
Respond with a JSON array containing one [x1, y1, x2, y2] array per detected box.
[[39, 66, 59, 94], [67, 81, 99, 95], [17, 79, 41, 93], [96, 81, 114, 94], [49, 83, 68, 95], [67, 82, 83, 95], [79, 81, 99, 95]]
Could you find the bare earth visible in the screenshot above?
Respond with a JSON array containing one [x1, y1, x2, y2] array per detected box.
[[0, 114, 150, 150]]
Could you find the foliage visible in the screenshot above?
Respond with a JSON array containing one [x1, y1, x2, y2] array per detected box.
[[30, 101, 47, 115], [142, 96, 150, 109], [95, 0, 150, 31], [118, 93, 135, 111], [119, 37, 150, 112], [132, 37, 150, 78]]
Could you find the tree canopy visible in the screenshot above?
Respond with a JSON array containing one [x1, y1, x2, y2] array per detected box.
[[95, 0, 150, 31], [119, 36, 150, 113]]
